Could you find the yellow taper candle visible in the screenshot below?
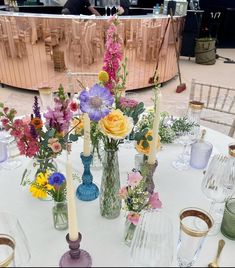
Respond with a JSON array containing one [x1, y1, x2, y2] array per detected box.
[[148, 91, 162, 164], [83, 113, 91, 156], [66, 157, 79, 241]]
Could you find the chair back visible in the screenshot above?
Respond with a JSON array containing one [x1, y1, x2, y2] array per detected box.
[[190, 79, 235, 137]]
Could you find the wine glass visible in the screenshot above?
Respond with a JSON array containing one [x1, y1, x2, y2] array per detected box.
[[108, 0, 114, 15], [103, 0, 109, 16], [0, 212, 31, 266], [201, 154, 235, 235], [114, 0, 120, 14], [38, 87, 53, 113], [172, 131, 196, 171], [0, 126, 22, 170], [130, 209, 173, 267]]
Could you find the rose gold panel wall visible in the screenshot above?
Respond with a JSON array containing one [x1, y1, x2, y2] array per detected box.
[[0, 14, 184, 92]]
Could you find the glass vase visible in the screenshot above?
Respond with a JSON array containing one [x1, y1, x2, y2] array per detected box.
[[21, 157, 58, 186], [52, 200, 68, 230], [124, 217, 136, 247], [140, 159, 158, 194], [21, 157, 58, 201], [99, 149, 121, 219], [91, 144, 104, 170]]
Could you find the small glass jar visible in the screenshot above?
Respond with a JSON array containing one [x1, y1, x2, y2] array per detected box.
[[52, 200, 68, 230], [221, 198, 235, 240]]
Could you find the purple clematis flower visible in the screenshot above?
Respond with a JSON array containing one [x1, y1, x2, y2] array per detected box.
[[79, 84, 114, 121]]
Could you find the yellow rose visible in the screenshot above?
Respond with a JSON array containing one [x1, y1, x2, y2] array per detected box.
[[72, 117, 84, 135], [135, 130, 161, 155], [99, 109, 133, 140], [98, 71, 109, 83]]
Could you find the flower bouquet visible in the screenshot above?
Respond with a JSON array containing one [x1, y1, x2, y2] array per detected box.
[[0, 85, 79, 187], [73, 15, 145, 218], [30, 171, 68, 230], [119, 170, 162, 246]]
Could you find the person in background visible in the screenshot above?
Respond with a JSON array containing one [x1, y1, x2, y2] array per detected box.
[[62, 0, 101, 15], [118, 0, 130, 15]]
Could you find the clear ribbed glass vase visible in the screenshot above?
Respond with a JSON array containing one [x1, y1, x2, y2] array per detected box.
[[99, 149, 121, 219], [130, 209, 173, 267]]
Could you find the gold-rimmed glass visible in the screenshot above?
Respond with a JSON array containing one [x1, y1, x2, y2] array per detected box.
[[0, 234, 15, 267], [0, 212, 31, 267], [177, 207, 213, 267]]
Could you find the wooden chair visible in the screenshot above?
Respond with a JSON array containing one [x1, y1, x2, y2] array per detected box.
[[52, 48, 66, 72], [67, 71, 98, 96], [190, 79, 235, 137]]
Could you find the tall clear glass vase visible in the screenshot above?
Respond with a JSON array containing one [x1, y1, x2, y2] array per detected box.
[[99, 149, 121, 219]]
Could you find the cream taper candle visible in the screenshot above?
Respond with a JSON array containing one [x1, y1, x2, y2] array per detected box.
[[83, 113, 91, 156], [148, 92, 162, 164], [66, 157, 79, 241]]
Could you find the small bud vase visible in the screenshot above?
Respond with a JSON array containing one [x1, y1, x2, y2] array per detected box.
[[140, 160, 158, 194], [124, 217, 136, 247], [99, 149, 121, 219], [52, 200, 68, 230]]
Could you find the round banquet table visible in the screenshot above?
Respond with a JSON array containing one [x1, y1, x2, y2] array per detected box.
[[0, 126, 234, 267]]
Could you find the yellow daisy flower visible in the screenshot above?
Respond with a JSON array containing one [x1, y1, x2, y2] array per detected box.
[[29, 184, 47, 199]]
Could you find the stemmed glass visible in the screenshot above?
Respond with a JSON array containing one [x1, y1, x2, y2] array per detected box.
[[172, 131, 196, 171], [103, 0, 109, 16], [108, 0, 114, 15], [113, 0, 120, 14], [0, 212, 31, 267], [130, 209, 173, 267], [0, 124, 22, 170], [38, 87, 53, 113], [201, 154, 235, 235]]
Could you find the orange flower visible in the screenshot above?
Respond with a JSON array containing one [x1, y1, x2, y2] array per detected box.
[[135, 130, 161, 155], [31, 117, 43, 129], [72, 117, 84, 135]]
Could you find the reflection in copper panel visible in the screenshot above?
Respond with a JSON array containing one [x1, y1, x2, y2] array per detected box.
[[0, 15, 184, 92]]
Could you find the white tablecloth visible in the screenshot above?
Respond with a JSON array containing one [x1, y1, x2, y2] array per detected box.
[[0, 127, 234, 267]]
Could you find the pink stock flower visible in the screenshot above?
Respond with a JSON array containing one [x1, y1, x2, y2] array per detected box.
[[127, 212, 140, 225], [102, 16, 123, 92], [128, 171, 142, 189], [149, 192, 162, 209], [119, 187, 128, 199], [13, 119, 23, 128]]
